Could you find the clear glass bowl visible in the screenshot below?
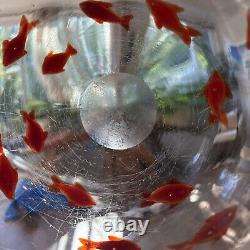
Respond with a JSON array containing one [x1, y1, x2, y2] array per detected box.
[[0, 1, 249, 250]]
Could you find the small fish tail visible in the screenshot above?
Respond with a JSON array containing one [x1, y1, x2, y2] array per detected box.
[[20, 15, 28, 30], [140, 192, 156, 207], [208, 112, 218, 124], [168, 240, 194, 250], [66, 43, 77, 56], [79, 238, 99, 249], [49, 175, 63, 192], [29, 110, 35, 120], [219, 112, 228, 127], [140, 200, 156, 208], [177, 29, 191, 46], [108, 235, 123, 241], [27, 19, 39, 32], [121, 15, 133, 31], [187, 26, 201, 37], [167, 2, 184, 13]]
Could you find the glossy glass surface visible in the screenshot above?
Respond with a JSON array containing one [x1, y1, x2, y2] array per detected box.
[[0, 1, 249, 250]]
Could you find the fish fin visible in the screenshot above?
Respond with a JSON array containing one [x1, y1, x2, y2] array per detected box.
[[93, 1, 113, 8], [167, 2, 184, 13], [49, 175, 62, 192], [219, 112, 228, 127], [94, 18, 104, 24], [140, 192, 156, 207], [47, 51, 54, 57], [19, 15, 38, 33], [153, 16, 163, 29], [2, 40, 9, 49], [22, 50, 28, 57], [177, 29, 191, 46], [91, 200, 97, 206], [0, 134, 3, 154], [108, 235, 123, 241], [208, 113, 218, 124], [140, 200, 156, 208], [209, 109, 228, 127], [49, 184, 60, 193], [74, 182, 87, 192], [74, 183, 96, 206], [168, 240, 193, 250], [20, 15, 28, 30], [66, 43, 77, 56], [140, 192, 155, 208], [51, 175, 62, 185], [187, 26, 201, 37], [29, 110, 35, 120], [85, 199, 97, 207], [78, 243, 96, 250], [121, 15, 133, 31], [79, 238, 98, 249], [225, 84, 233, 98]]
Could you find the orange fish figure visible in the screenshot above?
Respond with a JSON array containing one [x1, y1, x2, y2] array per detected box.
[[42, 43, 77, 74], [140, 180, 193, 208], [79, 1, 133, 31], [0, 134, 18, 199], [2, 15, 39, 67], [50, 175, 96, 208], [247, 9, 250, 49], [21, 110, 48, 153], [78, 235, 141, 250], [146, 0, 201, 46], [168, 205, 237, 250], [201, 70, 232, 127]]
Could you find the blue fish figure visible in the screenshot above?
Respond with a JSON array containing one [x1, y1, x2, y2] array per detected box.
[[4, 178, 69, 221]]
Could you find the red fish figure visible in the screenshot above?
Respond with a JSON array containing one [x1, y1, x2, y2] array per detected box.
[[146, 0, 201, 46], [201, 70, 232, 127], [78, 235, 141, 250], [168, 205, 237, 250], [140, 180, 193, 208], [21, 110, 48, 153], [42, 43, 77, 74], [79, 1, 133, 31], [247, 9, 250, 49], [0, 134, 18, 199], [2, 15, 39, 67], [50, 175, 96, 208]]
